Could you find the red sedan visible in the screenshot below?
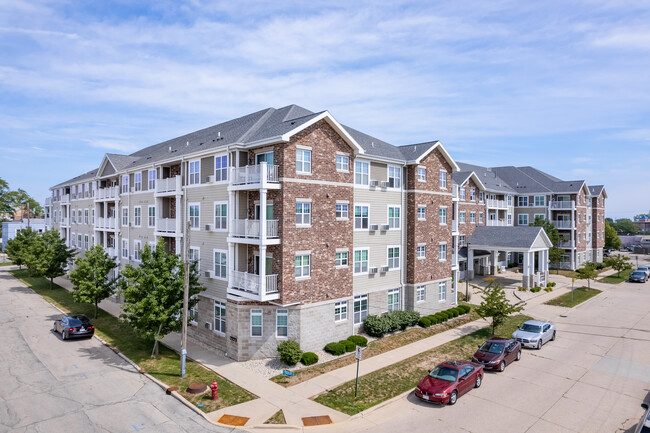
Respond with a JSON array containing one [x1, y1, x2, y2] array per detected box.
[[472, 338, 522, 372], [414, 360, 483, 405]]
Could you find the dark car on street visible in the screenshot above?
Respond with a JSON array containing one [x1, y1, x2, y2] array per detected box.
[[629, 271, 648, 283], [472, 338, 522, 372], [53, 314, 95, 340], [414, 360, 483, 405]]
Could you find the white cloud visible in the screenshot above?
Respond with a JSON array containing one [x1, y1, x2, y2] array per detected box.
[[86, 139, 139, 153]]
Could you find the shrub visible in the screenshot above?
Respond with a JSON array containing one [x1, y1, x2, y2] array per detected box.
[[418, 317, 431, 328], [458, 305, 470, 314], [385, 310, 421, 331], [544, 287, 553, 292], [277, 340, 302, 366], [347, 335, 368, 347], [438, 311, 450, 321], [448, 308, 459, 318], [339, 339, 356, 352], [530, 286, 542, 293], [384, 312, 401, 333], [363, 315, 391, 338], [427, 315, 438, 325], [301, 352, 319, 366], [324, 342, 346, 356], [518, 286, 528, 292]]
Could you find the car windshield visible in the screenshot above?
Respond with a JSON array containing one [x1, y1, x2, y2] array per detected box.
[[632, 272, 645, 277], [479, 341, 505, 354], [519, 323, 542, 333], [429, 365, 459, 382], [67, 318, 83, 327]]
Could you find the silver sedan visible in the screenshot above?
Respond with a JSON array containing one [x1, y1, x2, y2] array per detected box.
[[511, 320, 556, 349]]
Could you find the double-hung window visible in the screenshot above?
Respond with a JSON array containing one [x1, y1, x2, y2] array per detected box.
[[388, 206, 400, 229], [335, 251, 348, 267], [189, 247, 200, 271], [296, 149, 311, 174], [148, 206, 155, 227], [518, 214, 529, 225], [416, 285, 426, 302], [334, 301, 348, 322], [417, 167, 426, 182], [388, 165, 401, 188], [439, 207, 447, 224], [534, 195, 545, 207], [214, 301, 226, 334], [133, 240, 142, 261], [518, 196, 528, 207], [134, 206, 142, 227], [470, 212, 476, 224], [189, 160, 200, 185], [336, 155, 349, 171], [296, 201, 311, 226], [134, 172, 142, 192], [353, 294, 368, 324], [189, 204, 200, 229], [84, 209, 89, 224], [213, 250, 227, 280], [214, 202, 227, 230], [417, 244, 426, 259], [470, 187, 476, 201], [438, 243, 447, 261], [84, 235, 89, 250], [122, 239, 129, 259], [439, 171, 447, 189], [122, 207, 129, 227], [276, 309, 288, 337], [148, 169, 156, 190], [459, 187, 466, 201], [336, 203, 348, 219], [251, 309, 263, 337], [295, 254, 310, 278], [459, 211, 466, 224], [354, 249, 369, 274], [417, 205, 426, 220], [354, 160, 369, 185], [354, 205, 369, 229], [189, 298, 198, 324], [387, 247, 400, 269], [121, 175, 129, 194], [479, 212, 484, 224], [215, 155, 228, 181], [438, 282, 447, 302], [388, 288, 400, 312]]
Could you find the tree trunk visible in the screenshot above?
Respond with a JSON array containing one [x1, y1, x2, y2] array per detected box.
[[94, 300, 98, 319], [50, 277, 53, 289]]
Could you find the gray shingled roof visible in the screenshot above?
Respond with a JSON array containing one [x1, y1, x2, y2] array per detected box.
[[468, 226, 548, 249], [456, 162, 516, 193], [588, 185, 604, 196], [452, 171, 474, 186], [343, 125, 405, 161], [398, 141, 438, 162], [490, 166, 551, 194], [52, 168, 98, 189]]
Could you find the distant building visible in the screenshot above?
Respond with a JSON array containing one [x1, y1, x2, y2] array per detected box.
[[1, 219, 47, 251], [633, 217, 650, 232]]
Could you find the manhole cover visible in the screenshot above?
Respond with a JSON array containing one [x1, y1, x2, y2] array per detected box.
[[186, 382, 207, 394]]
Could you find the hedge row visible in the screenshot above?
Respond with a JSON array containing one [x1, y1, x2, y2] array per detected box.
[[324, 335, 369, 356], [362, 310, 421, 338], [418, 305, 471, 328]]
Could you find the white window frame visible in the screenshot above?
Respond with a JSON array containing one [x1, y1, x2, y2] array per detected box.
[[296, 200, 311, 227], [148, 205, 156, 228], [417, 244, 426, 259], [133, 240, 142, 262], [387, 246, 400, 270], [479, 212, 484, 224], [470, 211, 476, 224], [148, 169, 156, 190], [77, 234, 82, 249], [189, 203, 200, 229], [214, 301, 226, 334], [84, 234, 89, 250], [335, 250, 349, 268], [188, 296, 198, 325], [439, 170, 447, 189], [470, 187, 476, 201], [121, 175, 129, 194], [296, 148, 312, 174], [213, 249, 227, 280], [354, 204, 369, 230], [334, 301, 348, 322], [417, 205, 426, 221], [439, 207, 447, 225], [354, 160, 369, 185], [189, 246, 200, 272], [534, 213, 545, 222], [518, 196, 528, 207], [133, 172, 142, 192], [84, 209, 89, 224], [188, 160, 200, 185], [336, 154, 349, 172], [438, 281, 447, 302], [276, 309, 288, 338], [122, 238, 129, 259], [534, 195, 546, 207], [215, 154, 228, 182], [353, 294, 368, 325], [417, 167, 426, 182], [438, 243, 447, 261], [214, 201, 227, 231], [295, 253, 311, 279], [336, 202, 349, 220], [459, 211, 466, 224], [387, 165, 402, 189], [518, 214, 529, 226], [388, 205, 400, 229], [122, 206, 129, 227], [459, 235, 466, 247], [388, 288, 400, 312], [354, 248, 369, 274], [250, 309, 263, 337], [459, 187, 466, 201], [416, 285, 426, 303], [133, 206, 142, 227]]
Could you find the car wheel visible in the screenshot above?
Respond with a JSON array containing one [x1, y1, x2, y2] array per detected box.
[[516, 350, 522, 361], [475, 375, 482, 388], [551, 331, 556, 341], [52, 322, 57, 333], [499, 361, 506, 372], [61, 331, 66, 340], [448, 390, 458, 405], [537, 340, 542, 350]]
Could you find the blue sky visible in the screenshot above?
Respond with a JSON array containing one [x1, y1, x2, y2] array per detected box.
[[1, 0, 649, 218]]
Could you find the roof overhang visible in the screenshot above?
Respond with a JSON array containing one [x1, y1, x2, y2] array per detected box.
[[407, 141, 460, 172]]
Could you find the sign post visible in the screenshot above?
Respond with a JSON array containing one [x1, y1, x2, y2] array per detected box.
[[354, 345, 363, 397], [571, 277, 575, 305]]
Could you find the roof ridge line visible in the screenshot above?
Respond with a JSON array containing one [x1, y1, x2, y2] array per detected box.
[[236, 108, 277, 143]]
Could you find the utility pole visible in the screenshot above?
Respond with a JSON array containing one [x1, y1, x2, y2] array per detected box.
[[181, 220, 190, 378]]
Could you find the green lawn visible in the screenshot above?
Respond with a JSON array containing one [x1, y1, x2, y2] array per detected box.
[[0, 261, 14, 267], [598, 268, 633, 284], [9, 269, 255, 412], [544, 286, 602, 307], [313, 314, 532, 415]]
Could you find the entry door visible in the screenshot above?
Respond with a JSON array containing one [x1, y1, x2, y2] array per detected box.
[[255, 151, 274, 165], [254, 256, 273, 275], [254, 204, 274, 220]]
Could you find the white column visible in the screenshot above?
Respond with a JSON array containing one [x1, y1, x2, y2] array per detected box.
[[259, 245, 267, 297], [467, 247, 474, 279], [523, 252, 530, 276], [260, 189, 267, 240], [492, 249, 498, 274], [175, 195, 182, 234]]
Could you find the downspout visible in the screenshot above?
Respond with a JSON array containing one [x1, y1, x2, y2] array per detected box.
[[127, 174, 131, 265], [401, 164, 406, 310]]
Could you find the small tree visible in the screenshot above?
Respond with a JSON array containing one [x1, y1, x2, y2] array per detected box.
[[575, 263, 598, 288], [605, 254, 632, 277], [533, 216, 564, 273], [549, 247, 564, 274], [5, 227, 40, 271], [120, 239, 203, 357], [70, 245, 118, 318], [5, 235, 25, 269], [474, 281, 525, 336], [604, 221, 621, 250], [41, 229, 76, 288]]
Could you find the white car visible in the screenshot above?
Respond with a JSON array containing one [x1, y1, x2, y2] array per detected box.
[[512, 320, 556, 350], [637, 266, 650, 278]]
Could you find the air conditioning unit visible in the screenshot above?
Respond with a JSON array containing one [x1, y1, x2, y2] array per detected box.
[[380, 266, 389, 273], [381, 224, 390, 231], [205, 224, 213, 231], [381, 181, 390, 188], [369, 224, 379, 231], [204, 322, 212, 330], [369, 267, 378, 274], [206, 175, 215, 183], [205, 270, 215, 279], [370, 180, 379, 187]]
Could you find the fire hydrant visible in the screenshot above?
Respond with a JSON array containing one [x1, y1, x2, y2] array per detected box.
[[210, 381, 218, 400]]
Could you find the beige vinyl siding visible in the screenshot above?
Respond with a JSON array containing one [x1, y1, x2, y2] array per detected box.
[[201, 156, 214, 184], [370, 162, 387, 183]]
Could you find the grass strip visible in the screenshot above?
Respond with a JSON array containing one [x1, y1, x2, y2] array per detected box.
[[598, 269, 633, 284], [313, 314, 532, 415], [271, 307, 479, 387], [264, 410, 286, 424], [9, 269, 255, 412], [0, 261, 14, 267], [544, 286, 602, 307]]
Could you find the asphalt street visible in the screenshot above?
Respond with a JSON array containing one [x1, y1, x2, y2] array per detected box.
[[0, 270, 226, 433]]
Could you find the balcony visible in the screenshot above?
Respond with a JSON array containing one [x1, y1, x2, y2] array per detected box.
[[60, 217, 69, 227], [106, 247, 117, 258], [155, 176, 182, 197], [486, 219, 509, 227], [228, 219, 280, 244], [486, 199, 507, 209], [229, 271, 280, 301], [558, 240, 575, 249], [552, 220, 574, 229], [452, 219, 459, 233], [61, 194, 70, 205], [155, 218, 181, 236], [452, 184, 459, 201], [95, 186, 119, 201], [45, 197, 52, 206], [550, 200, 575, 210], [96, 217, 117, 230], [229, 163, 280, 191]]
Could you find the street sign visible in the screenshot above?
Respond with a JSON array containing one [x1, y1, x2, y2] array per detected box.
[[354, 345, 363, 397], [355, 345, 363, 360]]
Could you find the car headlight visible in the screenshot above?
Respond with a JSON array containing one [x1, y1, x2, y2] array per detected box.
[[471, 356, 478, 361], [434, 392, 447, 397], [415, 387, 421, 393], [488, 360, 499, 364]]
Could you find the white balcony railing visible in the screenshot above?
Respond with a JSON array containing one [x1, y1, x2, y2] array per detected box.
[[155, 176, 182, 195], [156, 218, 177, 233], [231, 271, 278, 295], [106, 247, 117, 258], [97, 217, 116, 230], [45, 197, 52, 206], [96, 186, 119, 201], [486, 199, 507, 209], [452, 184, 459, 199], [486, 219, 508, 227], [558, 240, 575, 249], [230, 219, 279, 238], [550, 200, 575, 209], [230, 163, 279, 187], [452, 219, 459, 233], [61, 194, 70, 204], [60, 217, 69, 226], [552, 220, 573, 229]]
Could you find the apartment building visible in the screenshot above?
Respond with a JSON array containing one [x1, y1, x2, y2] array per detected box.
[[45, 104, 606, 360]]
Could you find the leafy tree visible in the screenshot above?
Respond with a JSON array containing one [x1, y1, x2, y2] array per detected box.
[[41, 229, 76, 288], [5, 235, 25, 269], [474, 281, 525, 336], [70, 245, 118, 318], [0, 178, 11, 214], [605, 254, 633, 277], [5, 227, 40, 271], [532, 216, 564, 273], [120, 239, 203, 357], [604, 221, 621, 250], [613, 218, 639, 235], [575, 263, 598, 288]]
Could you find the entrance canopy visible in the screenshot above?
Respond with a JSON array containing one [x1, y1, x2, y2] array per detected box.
[[467, 226, 552, 252]]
